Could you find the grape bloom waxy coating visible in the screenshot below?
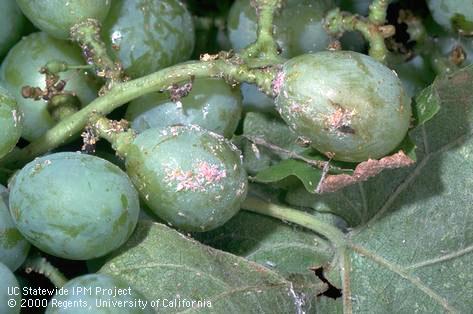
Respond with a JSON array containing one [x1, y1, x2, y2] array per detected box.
[[0, 0, 26, 58], [46, 274, 153, 314], [0, 185, 30, 272], [9, 152, 140, 260], [0, 86, 22, 159], [427, 0, 473, 35], [0, 262, 20, 314], [16, 0, 111, 39], [122, 125, 248, 232], [275, 51, 411, 162], [102, 0, 195, 78], [0, 32, 99, 141], [126, 78, 242, 138], [228, 0, 335, 57]]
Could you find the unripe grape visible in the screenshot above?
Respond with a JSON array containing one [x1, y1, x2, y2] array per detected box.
[[275, 51, 411, 162], [0, 185, 30, 271], [340, 0, 371, 16], [9, 152, 140, 260], [124, 125, 248, 232], [228, 0, 335, 57], [0, 262, 20, 314], [434, 36, 473, 67], [0, 86, 22, 159], [16, 0, 111, 39], [240, 83, 275, 113], [126, 78, 242, 138], [101, 0, 195, 78], [0, 32, 98, 141], [427, 0, 473, 35], [46, 274, 152, 314], [392, 56, 435, 98], [0, 0, 26, 58]]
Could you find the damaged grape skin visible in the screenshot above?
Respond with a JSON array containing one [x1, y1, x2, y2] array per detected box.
[[122, 125, 248, 232], [8, 152, 140, 260], [275, 51, 412, 162]]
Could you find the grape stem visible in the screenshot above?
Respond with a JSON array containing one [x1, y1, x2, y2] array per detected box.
[[48, 94, 81, 122], [23, 254, 68, 288], [90, 115, 135, 157], [241, 196, 346, 249], [368, 0, 393, 25], [1, 59, 277, 168], [243, 135, 347, 173], [43, 60, 94, 75], [324, 8, 395, 62], [241, 0, 285, 64], [70, 19, 125, 94]]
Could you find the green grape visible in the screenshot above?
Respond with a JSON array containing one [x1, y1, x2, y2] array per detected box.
[[9, 152, 139, 260], [340, 0, 371, 16], [16, 0, 111, 40], [275, 51, 411, 162], [228, 0, 338, 114], [339, 31, 366, 53], [123, 125, 248, 232], [126, 78, 242, 138], [240, 83, 275, 113], [101, 0, 195, 78], [0, 86, 22, 159], [435, 36, 473, 67], [0, 184, 30, 271], [0, 262, 20, 314], [46, 274, 153, 314], [338, 0, 370, 53], [427, 0, 473, 35], [0, 0, 26, 58], [392, 56, 436, 98], [227, 0, 335, 57], [0, 32, 98, 141]]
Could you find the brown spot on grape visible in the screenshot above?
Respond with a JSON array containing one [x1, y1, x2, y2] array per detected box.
[[326, 103, 356, 135]]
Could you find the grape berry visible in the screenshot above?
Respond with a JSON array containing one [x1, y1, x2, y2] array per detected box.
[[275, 51, 412, 162], [9, 152, 140, 260]]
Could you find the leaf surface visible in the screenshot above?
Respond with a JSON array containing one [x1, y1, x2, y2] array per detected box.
[[253, 159, 322, 193], [100, 221, 306, 313], [413, 84, 441, 126]]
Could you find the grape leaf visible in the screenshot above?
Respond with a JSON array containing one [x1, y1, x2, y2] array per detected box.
[[99, 221, 309, 313], [242, 112, 304, 174], [253, 159, 322, 193], [412, 84, 441, 126], [395, 134, 417, 161], [195, 211, 334, 312], [313, 65, 473, 312]]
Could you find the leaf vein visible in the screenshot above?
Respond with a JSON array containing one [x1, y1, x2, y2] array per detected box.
[[107, 263, 232, 289], [349, 244, 457, 313], [405, 244, 473, 270], [176, 283, 291, 314]]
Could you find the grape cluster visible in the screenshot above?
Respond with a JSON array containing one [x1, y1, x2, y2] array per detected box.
[[0, 0, 469, 310]]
